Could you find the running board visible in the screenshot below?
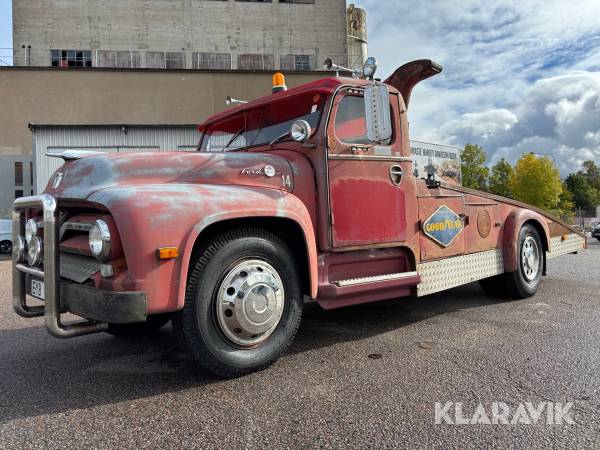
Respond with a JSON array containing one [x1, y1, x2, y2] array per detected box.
[[334, 271, 419, 287], [318, 271, 421, 310]]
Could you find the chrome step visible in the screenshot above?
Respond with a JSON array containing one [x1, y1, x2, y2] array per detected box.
[[334, 271, 419, 287]]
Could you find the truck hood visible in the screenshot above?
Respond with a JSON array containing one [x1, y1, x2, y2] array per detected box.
[[45, 151, 294, 200]]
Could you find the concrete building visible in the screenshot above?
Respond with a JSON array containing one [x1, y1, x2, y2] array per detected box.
[[0, 67, 326, 217], [12, 0, 353, 71], [1, 1, 370, 217]]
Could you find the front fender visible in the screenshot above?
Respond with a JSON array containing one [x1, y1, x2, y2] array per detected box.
[[87, 184, 318, 314], [502, 209, 550, 273]]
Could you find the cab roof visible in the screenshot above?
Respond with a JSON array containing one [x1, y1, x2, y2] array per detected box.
[[198, 76, 383, 132]]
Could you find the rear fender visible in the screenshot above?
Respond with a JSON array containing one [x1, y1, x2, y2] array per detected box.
[[503, 209, 550, 273]]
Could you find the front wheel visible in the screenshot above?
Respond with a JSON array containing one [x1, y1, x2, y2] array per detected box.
[[173, 228, 303, 378]]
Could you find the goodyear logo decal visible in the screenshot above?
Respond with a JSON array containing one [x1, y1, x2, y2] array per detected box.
[[422, 205, 464, 247]]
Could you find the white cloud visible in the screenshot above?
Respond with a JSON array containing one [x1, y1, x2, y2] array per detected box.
[[351, 0, 600, 174]]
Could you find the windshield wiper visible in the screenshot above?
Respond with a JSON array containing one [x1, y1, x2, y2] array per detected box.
[[224, 127, 245, 151], [269, 132, 291, 147]]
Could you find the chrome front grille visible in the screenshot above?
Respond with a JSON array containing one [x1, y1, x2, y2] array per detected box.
[[60, 253, 101, 283]]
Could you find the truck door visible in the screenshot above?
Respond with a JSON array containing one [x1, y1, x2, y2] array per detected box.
[[326, 87, 412, 248]]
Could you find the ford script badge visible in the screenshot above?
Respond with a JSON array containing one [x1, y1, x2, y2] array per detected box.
[[422, 205, 464, 247]]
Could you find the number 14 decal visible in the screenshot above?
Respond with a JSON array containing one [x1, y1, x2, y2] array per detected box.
[[281, 174, 292, 188]]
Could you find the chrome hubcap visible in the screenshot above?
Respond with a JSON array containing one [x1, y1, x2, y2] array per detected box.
[[215, 259, 285, 347], [521, 236, 540, 282]]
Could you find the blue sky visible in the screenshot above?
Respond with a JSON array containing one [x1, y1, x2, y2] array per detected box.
[[352, 0, 600, 174], [1, 0, 599, 173], [0, 0, 11, 65]]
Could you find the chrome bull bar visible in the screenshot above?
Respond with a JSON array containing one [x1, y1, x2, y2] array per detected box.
[[12, 194, 108, 338]]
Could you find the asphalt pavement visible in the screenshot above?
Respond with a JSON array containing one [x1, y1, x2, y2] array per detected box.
[[0, 241, 599, 448]]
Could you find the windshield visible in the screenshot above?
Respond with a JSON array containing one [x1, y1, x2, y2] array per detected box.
[[200, 93, 325, 152]]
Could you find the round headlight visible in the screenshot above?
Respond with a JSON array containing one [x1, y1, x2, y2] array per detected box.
[[14, 235, 26, 264], [89, 219, 111, 261], [290, 119, 312, 144], [27, 235, 43, 267], [25, 218, 38, 244]]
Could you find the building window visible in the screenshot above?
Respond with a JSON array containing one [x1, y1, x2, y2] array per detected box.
[[15, 190, 23, 199], [238, 53, 274, 70], [236, 1, 272, 2], [51, 49, 92, 67], [14, 162, 23, 186], [193, 52, 231, 70], [98, 50, 140, 68], [279, 0, 315, 3], [280, 54, 313, 71], [146, 52, 186, 69], [29, 162, 33, 185]]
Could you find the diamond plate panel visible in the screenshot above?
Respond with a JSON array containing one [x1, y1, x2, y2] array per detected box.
[[417, 249, 504, 297], [547, 233, 585, 259], [60, 253, 101, 283]]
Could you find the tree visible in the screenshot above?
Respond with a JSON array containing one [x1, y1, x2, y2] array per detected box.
[[564, 172, 600, 210], [581, 160, 600, 191], [461, 144, 489, 191], [488, 158, 514, 198], [509, 153, 562, 213]]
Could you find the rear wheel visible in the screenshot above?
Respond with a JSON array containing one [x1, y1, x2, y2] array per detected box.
[[173, 228, 303, 378], [106, 313, 172, 337], [480, 224, 543, 300], [0, 240, 11, 255]]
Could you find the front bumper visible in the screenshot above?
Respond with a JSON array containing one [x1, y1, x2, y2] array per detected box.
[[13, 194, 147, 338]]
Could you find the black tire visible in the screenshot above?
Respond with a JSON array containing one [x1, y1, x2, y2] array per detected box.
[[480, 224, 544, 300], [507, 224, 545, 299], [597, 237, 600, 242], [173, 228, 303, 378], [105, 313, 172, 337], [0, 240, 11, 255]]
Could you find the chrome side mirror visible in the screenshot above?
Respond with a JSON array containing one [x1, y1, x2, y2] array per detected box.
[[290, 120, 312, 143], [364, 83, 392, 142]]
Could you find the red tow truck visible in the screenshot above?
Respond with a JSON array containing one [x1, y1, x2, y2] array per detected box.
[[12, 58, 586, 377]]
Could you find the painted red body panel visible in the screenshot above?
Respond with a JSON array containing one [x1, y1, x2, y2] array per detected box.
[[37, 71, 584, 317]]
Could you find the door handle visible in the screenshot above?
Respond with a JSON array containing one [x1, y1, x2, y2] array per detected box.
[[389, 165, 403, 186]]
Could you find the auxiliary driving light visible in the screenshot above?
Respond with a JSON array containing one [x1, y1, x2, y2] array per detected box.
[[27, 235, 43, 267], [363, 56, 378, 79], [290, 120, 312, 143], [89, 219, 111, 262], [14, 235, 26, 264], [25, 218, 38, 243]]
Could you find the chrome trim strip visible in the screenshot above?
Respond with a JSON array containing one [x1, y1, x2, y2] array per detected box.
[[12, 194, 108, 337], [335, 271, 419, 287], [328, 154, 413, 162]]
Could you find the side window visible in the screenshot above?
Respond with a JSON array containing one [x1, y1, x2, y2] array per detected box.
[[334, 95, 370, 145], [334, 94, 393, 146]]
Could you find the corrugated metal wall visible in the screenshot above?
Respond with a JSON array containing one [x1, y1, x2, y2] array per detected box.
[[33, 126, 201, 192]]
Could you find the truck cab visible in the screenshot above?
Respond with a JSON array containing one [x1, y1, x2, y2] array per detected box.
[[12, 58, 586, 378]]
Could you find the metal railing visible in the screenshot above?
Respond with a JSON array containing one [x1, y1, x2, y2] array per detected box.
[[2, 47, 355, 72], [12, 194, 108, 337]]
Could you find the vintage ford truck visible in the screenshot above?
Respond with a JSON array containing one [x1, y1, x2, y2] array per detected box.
[[12, 58, 586, 377]]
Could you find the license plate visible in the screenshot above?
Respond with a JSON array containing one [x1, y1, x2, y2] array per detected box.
[[31, 279, 45, 300]]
